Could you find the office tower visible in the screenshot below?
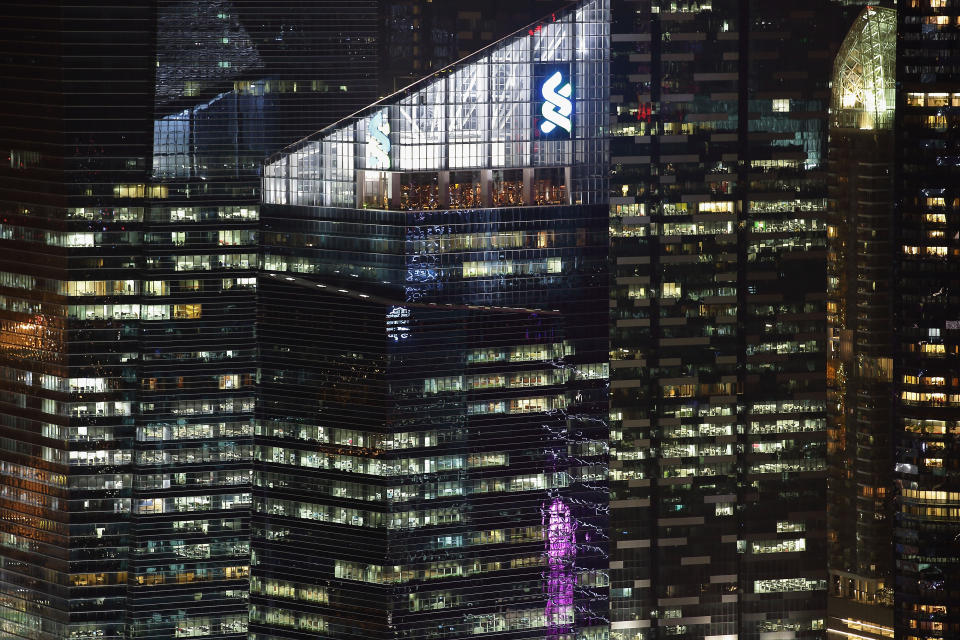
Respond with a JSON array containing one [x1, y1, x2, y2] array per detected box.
[[608, 2, 849, 638], [0, 6, 154, 639], [133, 4, 376, 639], [254, 0, 610, 637], [0, 2, 376, 639], [825, 6, 896, 640], [894, 1, 960, 638]]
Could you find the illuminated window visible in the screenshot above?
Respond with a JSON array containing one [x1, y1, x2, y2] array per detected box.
[[751, 538, 806, 554], [754, 577, 825, 593], [926, 115, 948, 130], [144, 281, 168, 296], [699, 200, 734, 213], [662, 282, 682, 298], [173, 304, 202, 319]]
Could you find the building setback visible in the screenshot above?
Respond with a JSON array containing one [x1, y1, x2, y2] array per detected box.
[[255, 0, 610, 637], [608, 2, 851, 639]]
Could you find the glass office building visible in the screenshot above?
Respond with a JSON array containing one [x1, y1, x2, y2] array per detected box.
[[0, 2, 376, 639], [894, 1, 960, 638], [608, 2, 850, 639], [826, 7, 896, 640], [255, 1, 610, 637]]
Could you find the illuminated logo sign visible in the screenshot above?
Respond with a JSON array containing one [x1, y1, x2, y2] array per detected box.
[[367, 111, 391, 170], [535, 65, 573, 139]]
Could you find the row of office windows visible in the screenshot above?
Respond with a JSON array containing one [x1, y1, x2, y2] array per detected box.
[[421, 369, 569, 394], [256, 472, 564, 504], [257, 446, 508, 475]]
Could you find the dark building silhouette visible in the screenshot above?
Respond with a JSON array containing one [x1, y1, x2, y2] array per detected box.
[[377, 0, 571, 96]]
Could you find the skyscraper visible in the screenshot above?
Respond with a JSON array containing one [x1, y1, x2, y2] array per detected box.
[[254, 1, 611, 637], [608, 2, 849, 638], [0, 2, 376, 638], [893, 0, 960, 638], [826, 6, 896, 640]]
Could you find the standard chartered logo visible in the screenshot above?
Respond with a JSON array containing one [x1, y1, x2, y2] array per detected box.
[[540, 71, 573, 135], [367, 111, 391, 170]]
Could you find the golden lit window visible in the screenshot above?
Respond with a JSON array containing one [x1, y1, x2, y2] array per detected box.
[[173, 304, 202, 319], [698, 200, 734, 213]]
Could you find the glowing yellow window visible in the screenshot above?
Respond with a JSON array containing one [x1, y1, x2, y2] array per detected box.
[[173, 304, 202, 319], [662, 282, 682, 298], [926, 115, 948, 130]]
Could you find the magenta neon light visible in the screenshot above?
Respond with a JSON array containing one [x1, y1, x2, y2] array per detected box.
[[545, 498, 576, 633]]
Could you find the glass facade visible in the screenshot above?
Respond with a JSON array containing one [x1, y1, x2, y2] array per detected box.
[[608, 2, 851, 639], [826, 7, 896, 640], [894, 0, 960, 638], [256, 1, 610, 638], [0, 2, 376, 639]]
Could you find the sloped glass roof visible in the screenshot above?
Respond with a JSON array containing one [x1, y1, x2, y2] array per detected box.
[[264, 0, 609, 209]]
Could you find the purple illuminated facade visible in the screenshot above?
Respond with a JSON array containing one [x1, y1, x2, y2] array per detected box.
[[545, 498, 577, 635]]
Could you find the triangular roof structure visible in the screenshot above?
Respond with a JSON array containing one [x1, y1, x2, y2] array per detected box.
[[264, 0, 609, 209]]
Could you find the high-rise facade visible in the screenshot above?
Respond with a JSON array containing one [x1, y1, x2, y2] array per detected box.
[[608, 2, 849, 639], [0, 2, 376, 639], [893, 0, 960, 638], [0, 6, 154, 638], [825, 6, 896, 640], [255, 1, 611, 637]]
